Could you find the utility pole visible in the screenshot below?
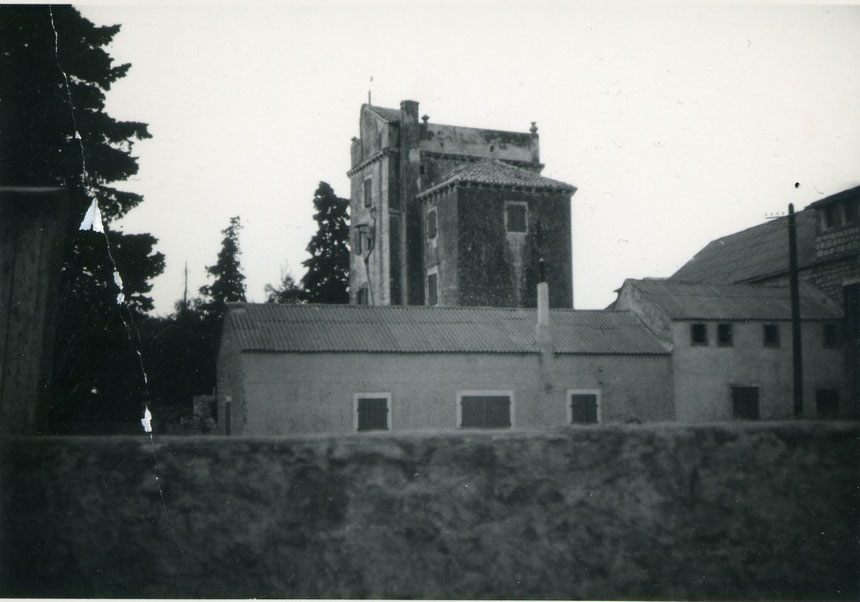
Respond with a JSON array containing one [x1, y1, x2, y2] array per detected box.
[[788, 203, 804, 417]]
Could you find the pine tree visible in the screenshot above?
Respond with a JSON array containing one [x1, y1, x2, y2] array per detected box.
[[301, 182, 350, 303], [265, 268, 304, 304], [199, 216, 247, 321], [1, 6, 163, 430]]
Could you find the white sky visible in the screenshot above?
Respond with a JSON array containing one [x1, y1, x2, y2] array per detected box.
[[76, 1, 860, 315]]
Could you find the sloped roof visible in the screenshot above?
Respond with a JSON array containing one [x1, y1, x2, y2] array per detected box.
[[225, 303, 668, 356], [670, 209, 817, 284], [416, 159, 575, 199], [623, 279, 841, 321], [365, 105, 401, 122]]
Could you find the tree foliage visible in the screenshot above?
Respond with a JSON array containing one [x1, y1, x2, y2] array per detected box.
[[300, 182, 350, 304], [265, 269, 304, 304], [1, 6, 163, 430], [199, 216, 247, 321]]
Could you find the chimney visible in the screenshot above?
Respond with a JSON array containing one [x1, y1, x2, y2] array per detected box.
[[400, 100, 419, 124], [535, 258, 553, 392]]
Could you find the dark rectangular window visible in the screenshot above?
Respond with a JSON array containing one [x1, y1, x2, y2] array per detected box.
[[691, 323, 708, 346], [815, 389, 839, 418], [844, 199, 858, 224], [427, 273, 438, 306], [357, 287, 368, 305], [460, 395, 511, 429], [732, 386, 760, 420], [426, 209, 437, 239], [763, 323, 780, 347], [506, 204, 527, 233], [823, 322, 841, 348], [364, 178, 372, 208], [570, 394, 598, 425], [823, 204, 839, 229], [846, 283, 860, 342], [717, 323, 733, 346], [357, 397, 388, 431]]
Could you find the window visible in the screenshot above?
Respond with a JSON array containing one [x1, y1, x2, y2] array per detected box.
[[731, 386, 760, 420], [505, 202, 527, 233], [846, 283, 860, 342], [364, 178, 372, 208], [354, 393, 390, 431], [717, 323, 733, 346], [822, 203, 839, 229], [426, 208, 437, 239], [815, 389, 839, 418], [763, 323, 780, 347], [356, 287, 368, 305], [427, 271, 438, 306], [823, 322, 841, 348], [844, 199, 858, 224], [568, 390, 600, 425], [459, 392, 512, 429], [691, 323, 708, 346]]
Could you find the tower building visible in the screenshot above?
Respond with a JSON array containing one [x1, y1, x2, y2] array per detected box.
[[348, 100, 576, 308]]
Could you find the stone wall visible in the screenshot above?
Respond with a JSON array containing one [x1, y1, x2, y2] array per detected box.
[[1, 423, 856, 599]]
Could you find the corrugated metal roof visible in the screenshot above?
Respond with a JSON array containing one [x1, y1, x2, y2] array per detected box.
[[626, 279, 841, 321], [225, 303, 669, 356], [670, 209, 817, 284], [416, 159, 575, 199]]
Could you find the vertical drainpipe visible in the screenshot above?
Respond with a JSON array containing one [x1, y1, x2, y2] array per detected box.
[[788, 203, 804, 417], [535, 259, 554, 411]]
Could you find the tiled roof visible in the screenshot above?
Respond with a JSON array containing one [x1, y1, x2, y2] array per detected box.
[[416, 159, 575, 199], [225, 303, 669, 356], [624, 279, 841, 321], [365, 105, 401, 122], [670, 209, 817, 284]]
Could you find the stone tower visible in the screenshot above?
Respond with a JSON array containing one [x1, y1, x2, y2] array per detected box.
[[347, 100, 576, 308]]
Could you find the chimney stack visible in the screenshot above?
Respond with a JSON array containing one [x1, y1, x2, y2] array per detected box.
[[535, 258, 553, 393]]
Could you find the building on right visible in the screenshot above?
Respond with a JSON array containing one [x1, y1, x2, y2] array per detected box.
[[615, 279, 847, 421], [670, 184, 859, 413]]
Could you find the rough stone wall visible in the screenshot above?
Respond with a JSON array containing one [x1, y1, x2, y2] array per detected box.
[[1, 423, 857, 599], [455, 187, 572, 308]]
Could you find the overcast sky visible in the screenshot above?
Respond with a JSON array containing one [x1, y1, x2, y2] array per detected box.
[[77, 1, 860, 315]]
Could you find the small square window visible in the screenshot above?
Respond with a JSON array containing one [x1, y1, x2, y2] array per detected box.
[[505, 203, 527, 233], [364, 178, 372, 208], [569, 393, 599, 425], [460, 394, 511, 429], [732, 386, 760, 420], [427, 272, 438, 306], [815, 389, 839, 418], [763, 323, 780, 347], [691, 323, 708, 346], [356, 395, 389, 431], [823, 322, 842, 348], [717, 323, 733, 346], [426, 209, 437, 239], [357, 287, 368, 305]]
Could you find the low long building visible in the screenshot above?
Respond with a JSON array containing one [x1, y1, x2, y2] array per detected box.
[[216, 294, 673, 436]]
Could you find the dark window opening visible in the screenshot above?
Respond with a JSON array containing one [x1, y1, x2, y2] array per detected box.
[[426, 209, 437, 239], [717, 323, 733, 346], [357, 287, 369, 305], [460, 395, 511, 429], [823, 204, 839, 229], [570, 394, 598, 425], [815, 389, 839, 418], [846, 283, 860, 341], [490, 145, 495, 152], [763, 323, 780, 347], [357, 397, 388, 431], [732, 386, 760, 420], [691, 323, 708, 346], [506, 204, 527, 233], [419, 164, 425, 175], [844, 199, 858, 224], [427, 273, 438, 306], [364, 178, 372, 208], [823, 322, 842, 348]]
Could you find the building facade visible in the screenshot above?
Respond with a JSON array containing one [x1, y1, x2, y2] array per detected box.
[[615, 279, 848, 421], [216, 300, 672, 436], [347, 101, 576, 308]]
